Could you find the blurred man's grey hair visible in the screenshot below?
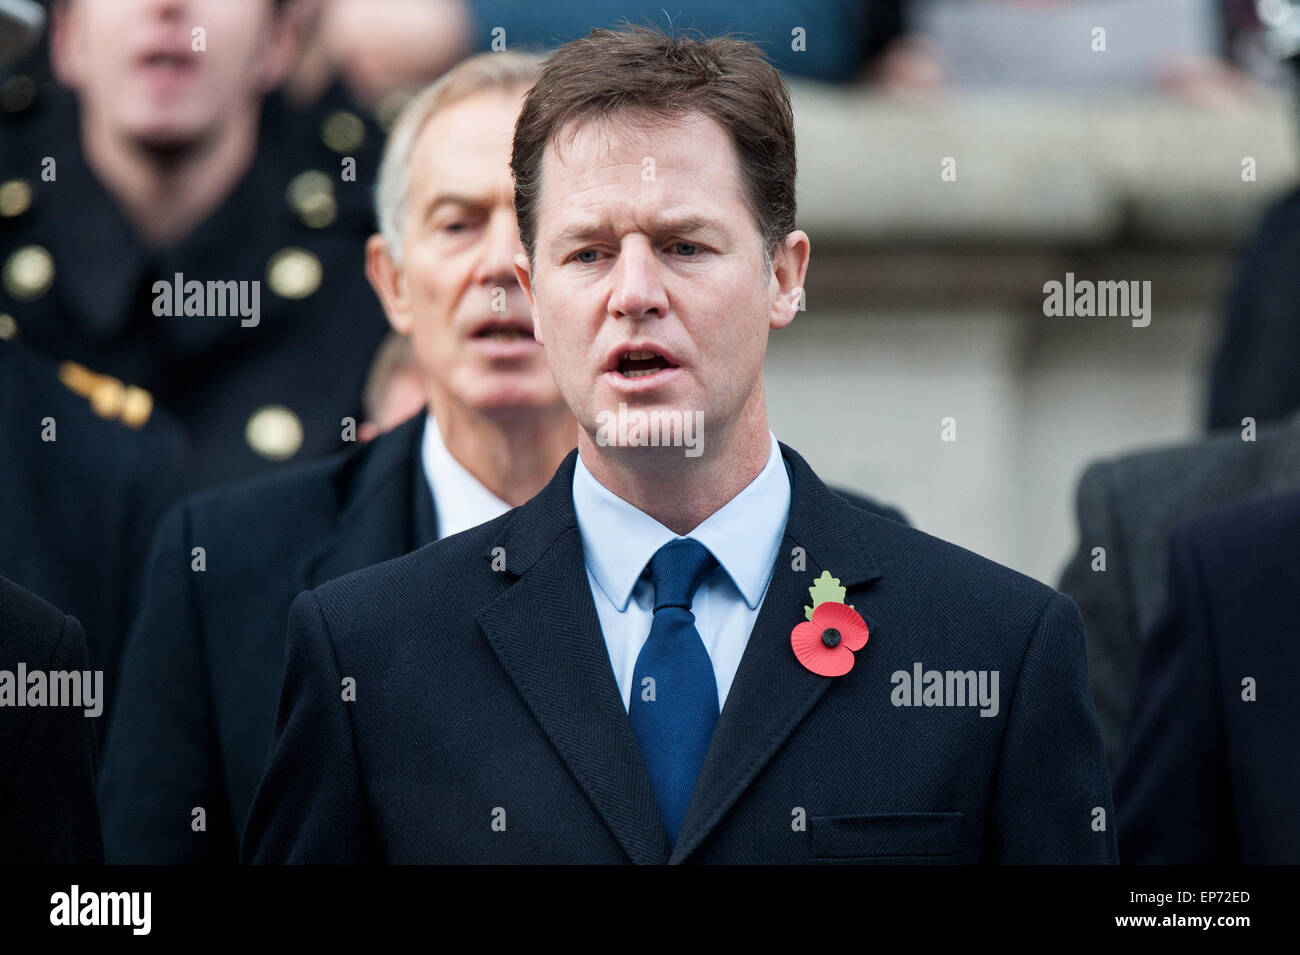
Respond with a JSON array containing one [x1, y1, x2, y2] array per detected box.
[[374, 50, 542, 263]]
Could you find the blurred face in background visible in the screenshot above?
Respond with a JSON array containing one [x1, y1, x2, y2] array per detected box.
[[367, 87, 566, 422], [51, 0, 292, 150]]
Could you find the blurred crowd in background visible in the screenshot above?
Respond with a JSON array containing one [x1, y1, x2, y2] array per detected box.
[[2, 0, 1299, 866]]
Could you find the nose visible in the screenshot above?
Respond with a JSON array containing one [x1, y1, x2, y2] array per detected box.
[[474, 207, 524, 290], [608, 238, 668, 322], [144, 0, 188, 21]]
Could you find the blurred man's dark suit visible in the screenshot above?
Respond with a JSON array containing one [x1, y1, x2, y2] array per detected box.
[[1058, 410, 1300, 772], [100, 411, 905, 863], [1207, 186, 1300, 431], [0, 576, 103, 864], [244, 443, 1113, 864], [0, 337, 185, 742], [1114, 491, 1300, 863], [99, 413, 435, 863]]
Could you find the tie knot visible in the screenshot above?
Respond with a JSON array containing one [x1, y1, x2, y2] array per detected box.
[[648, 538, 718, 612]]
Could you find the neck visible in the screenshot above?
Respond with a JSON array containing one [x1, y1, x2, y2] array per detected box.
[[80, 105, 260, 247], [578, 396, 772, 537], [433, 400, 578, 506]]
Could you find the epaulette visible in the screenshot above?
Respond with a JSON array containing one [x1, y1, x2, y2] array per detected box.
[[57, 360, 154, 429]]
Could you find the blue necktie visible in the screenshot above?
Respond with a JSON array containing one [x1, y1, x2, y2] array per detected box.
[[629, 537, 720, 847]]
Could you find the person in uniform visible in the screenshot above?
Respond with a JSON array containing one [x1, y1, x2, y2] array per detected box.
[[97, 52, 577, 863], [1, 0, 387, 489], [0, 334, 186, 742]]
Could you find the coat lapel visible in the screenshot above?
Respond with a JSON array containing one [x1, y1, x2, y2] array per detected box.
[[669, 443, 885, 863], [298, 412, 433, 590], [474, 450, 671, 865]]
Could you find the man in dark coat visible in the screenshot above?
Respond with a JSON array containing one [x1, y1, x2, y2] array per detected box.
[[244, 28, 1110, 865], [1114, 490, 1300, 863]]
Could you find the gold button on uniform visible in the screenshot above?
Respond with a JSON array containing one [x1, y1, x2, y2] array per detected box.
[[0, 314, 16, 340], [245, 405, 303, 461], [3, 245, 54, 301], [0, 179, 32, 217], [286, 170, 337, 228], [119, 386, 154, 429], [266, 247, 322, 300], [321, 110, 365, 154], [1, 75, 35, 113]]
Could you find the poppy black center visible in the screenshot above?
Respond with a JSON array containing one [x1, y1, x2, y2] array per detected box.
[[821, 627, 841, 648]]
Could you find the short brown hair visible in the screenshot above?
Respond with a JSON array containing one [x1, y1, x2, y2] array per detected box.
[[511, 26, 796, 272]]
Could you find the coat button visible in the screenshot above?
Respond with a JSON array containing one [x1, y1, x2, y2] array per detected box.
[[0, 314, 16, 340], [321, 110, 365, 154], [245, 405, 303, 460], [3, 245, 54, 301], [1, 75, 35, 113], [0, 179, 32, 217], [286, 170, 337, 228], [266, 247, 322, 299]]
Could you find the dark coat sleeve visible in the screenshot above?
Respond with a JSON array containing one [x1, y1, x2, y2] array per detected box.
[[1057, 461, 1142, 775], [242, 590, 371, 863], [1112, 528, 1235, 864], [0, 586, 103, 864], [988, 593, 1118, 863], [98, 502, 237, 863]]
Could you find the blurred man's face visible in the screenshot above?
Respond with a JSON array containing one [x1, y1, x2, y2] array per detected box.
[[369, 87, 563, 419], [53, 0, 285, 148], [517, 110, 804, 460]]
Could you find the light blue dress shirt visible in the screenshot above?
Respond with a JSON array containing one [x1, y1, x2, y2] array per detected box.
[[572, 431, 792, 712]]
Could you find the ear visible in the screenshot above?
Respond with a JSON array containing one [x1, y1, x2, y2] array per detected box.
[[48, 2, 83, 89], [513, 251, 544, 346], [768, 230, 810, 331], [365, 234, 414, 335], [256, 0, 304, 92]]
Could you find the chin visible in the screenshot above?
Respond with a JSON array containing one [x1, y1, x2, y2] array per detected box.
[[469, 386, 563, 418], [126, 114, 210, 151]]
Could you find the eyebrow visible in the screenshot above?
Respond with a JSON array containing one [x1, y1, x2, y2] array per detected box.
[[419, 192, 490, 223], [553, 214, 728, 248]]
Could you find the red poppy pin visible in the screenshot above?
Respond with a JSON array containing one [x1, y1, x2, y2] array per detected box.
[[790, 571, 869, 677]]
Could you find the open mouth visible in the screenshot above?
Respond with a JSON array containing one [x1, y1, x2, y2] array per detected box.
[[139, 50, 196, 72], [471, 320, 534, 342], [617, 350, 675, 378]]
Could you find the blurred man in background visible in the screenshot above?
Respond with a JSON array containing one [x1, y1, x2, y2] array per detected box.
[[356, 331, 425, 441], [99, 52, 579, 863], [0, 0, 191, 749], [1, 0, 387, 489], [1114, 490, 1300, 863], [284, 0, 897, 115]]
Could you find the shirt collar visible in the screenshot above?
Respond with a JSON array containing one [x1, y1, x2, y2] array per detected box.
[[421, 413, 512, 540], [572, 431, 790, 611]]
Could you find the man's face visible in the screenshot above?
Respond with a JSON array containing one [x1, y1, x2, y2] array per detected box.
[[53, 0, 285, 148], [516, 110, 805, 459], [370, 88, 563, 418]]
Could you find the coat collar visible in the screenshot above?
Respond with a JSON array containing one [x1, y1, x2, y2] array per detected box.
[[474, 442, 885, 863], [298, 412, 435, 588]]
